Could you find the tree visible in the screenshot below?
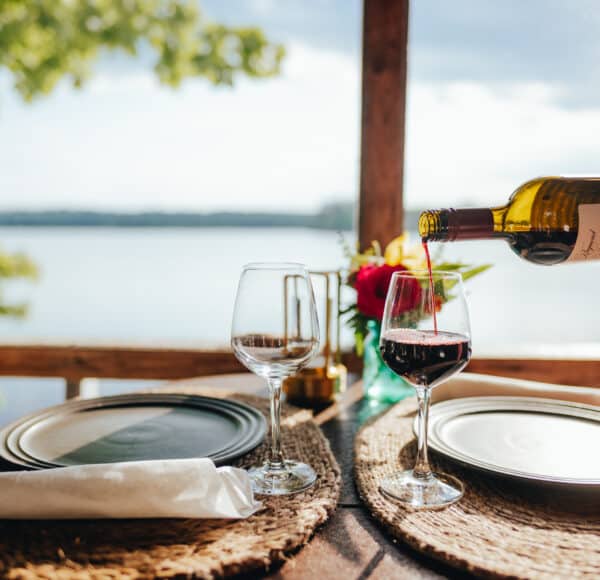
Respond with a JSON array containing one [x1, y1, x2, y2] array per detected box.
[[0, 0, 285, 101], [0, 1, 284, 316], [0, 251, 37, 317]]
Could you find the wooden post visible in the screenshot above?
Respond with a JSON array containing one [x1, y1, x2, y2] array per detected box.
[[359, 0, 409, 250], [65, 377, 81, 399]]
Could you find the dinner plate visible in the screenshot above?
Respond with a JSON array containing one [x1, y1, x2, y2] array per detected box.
[[0, 394, 266, 469], [4, 394, 265, 469], [10, 395, 261, 468], [423, 397, 600, 487]]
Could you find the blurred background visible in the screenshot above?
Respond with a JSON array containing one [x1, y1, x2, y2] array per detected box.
[[0, 0, 599, 421]]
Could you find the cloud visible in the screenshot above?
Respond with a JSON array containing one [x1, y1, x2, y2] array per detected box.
[[202, 0, 361, 55], [2, 6, 600, 214], [0, 42, 361, 211], [210, 0, 600, 109], [404, 80, 600, 209], [410, 0, 600, 108]]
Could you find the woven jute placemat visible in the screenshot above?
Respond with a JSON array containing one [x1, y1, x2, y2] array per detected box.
[[0, 392, 341, 579], [354, 398, 600, 579]]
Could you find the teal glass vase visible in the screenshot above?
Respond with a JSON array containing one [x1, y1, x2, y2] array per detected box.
[[362, 320, 413, 403]]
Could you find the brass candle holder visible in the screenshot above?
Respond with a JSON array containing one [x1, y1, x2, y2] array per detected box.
[[283, 271, 347, 408]]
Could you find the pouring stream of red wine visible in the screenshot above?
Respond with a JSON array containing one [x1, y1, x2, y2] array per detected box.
[[422, 241, 438, 334]]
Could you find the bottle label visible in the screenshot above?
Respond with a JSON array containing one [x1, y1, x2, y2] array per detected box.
[[567, 204, 600, 262]]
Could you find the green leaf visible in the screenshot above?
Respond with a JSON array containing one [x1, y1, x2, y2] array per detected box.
[[354, 331, 365, 357], [430, 262, 466, 271], [432, 262, 492, 291], [0, 248, 38, 317], [460, 264, 493, 282], [0, 1, 286, 101]]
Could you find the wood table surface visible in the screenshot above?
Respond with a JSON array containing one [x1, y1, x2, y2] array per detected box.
[[171, 373, 471, 579]]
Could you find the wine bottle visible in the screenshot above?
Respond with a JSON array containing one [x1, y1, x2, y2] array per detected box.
[[419, 176, 600, 265]]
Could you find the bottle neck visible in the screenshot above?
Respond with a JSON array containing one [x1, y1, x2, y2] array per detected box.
[[419, 208, 498, 241]]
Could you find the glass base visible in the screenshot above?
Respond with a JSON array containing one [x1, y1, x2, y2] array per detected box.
[[248, 460, 317, 496], [379, 469, 463, 509]]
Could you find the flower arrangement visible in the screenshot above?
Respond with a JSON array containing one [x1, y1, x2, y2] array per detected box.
[[342, 234, 489, 401]]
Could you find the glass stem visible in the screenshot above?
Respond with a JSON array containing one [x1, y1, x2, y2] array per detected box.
[[267, 378, 285, 470], [413, 387, 432, 479]]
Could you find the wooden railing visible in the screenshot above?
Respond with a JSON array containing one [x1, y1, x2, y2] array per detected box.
[[466, 358, 600, 389], [0, 345, 246, 399], [0, 345, 598, 399]]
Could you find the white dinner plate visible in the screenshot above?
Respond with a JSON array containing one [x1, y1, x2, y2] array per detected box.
[[421, 396, 600, 487]]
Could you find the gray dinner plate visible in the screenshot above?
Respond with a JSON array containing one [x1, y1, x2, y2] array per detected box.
[[5, 394, 265, 469], [0, 394, 266, 469], [10, 395, 261, 468], [422, 397, 600, 487]]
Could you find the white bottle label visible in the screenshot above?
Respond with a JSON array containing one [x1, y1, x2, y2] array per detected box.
[[567, 204, 600, 262]]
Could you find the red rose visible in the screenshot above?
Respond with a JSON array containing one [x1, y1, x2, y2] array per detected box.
[[355, 264, 422, 320]]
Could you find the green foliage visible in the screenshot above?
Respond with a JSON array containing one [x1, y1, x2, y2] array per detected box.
[[0, 2, 284, 316], [431, 262, 492, 300], [0, 249, 38, 317], [432, 262, 492, 282], [0, 0, 285, 101]]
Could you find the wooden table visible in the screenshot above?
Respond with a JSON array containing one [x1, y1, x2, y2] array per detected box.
[[172, 373, 469, 579]]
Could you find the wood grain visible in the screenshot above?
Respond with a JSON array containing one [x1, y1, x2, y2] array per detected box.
[[0, 345, 245, 380], [160, 373, 466, 579], [0, 345, 597, 388], [268, 508, 452, 579], [466, 358, 600, 388], [359, 0, 409, 250]]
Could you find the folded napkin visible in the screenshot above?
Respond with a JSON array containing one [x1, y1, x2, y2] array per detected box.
[[433, 372, 600, 406], [0, 458, 262, 519]]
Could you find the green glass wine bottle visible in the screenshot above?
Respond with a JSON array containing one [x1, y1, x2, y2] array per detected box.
[[419, 177, 600, 265]]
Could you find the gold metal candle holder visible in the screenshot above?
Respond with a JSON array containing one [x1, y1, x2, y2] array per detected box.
[[283, 271, 347, 408]]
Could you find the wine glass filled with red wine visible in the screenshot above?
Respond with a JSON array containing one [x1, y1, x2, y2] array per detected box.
[[231, 263, 320, 495], [379, 270, 471, 508]]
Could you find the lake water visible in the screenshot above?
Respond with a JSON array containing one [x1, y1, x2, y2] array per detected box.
[[0, 227, 599, 426]]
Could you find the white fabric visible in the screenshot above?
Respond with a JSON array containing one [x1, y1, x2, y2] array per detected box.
[[433, 372, 600, 407], [0, 458, 262, 519]]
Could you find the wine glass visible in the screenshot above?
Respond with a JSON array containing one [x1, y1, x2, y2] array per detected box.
[[379, 270, 471, 508], [231, 262, 320, 495]]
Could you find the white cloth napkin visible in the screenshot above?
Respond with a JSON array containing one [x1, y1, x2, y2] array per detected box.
[[0, 458, 262, 519], [433, 372, 600, 406]]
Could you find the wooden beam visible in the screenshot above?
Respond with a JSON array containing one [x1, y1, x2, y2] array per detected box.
[[346, 354, 600, 387], [0, 345, 357, 382], [0, 344, 597, 388], [0, 345, 245, 380], [359, 0, 409, 250], [466, 358, 600, 388]]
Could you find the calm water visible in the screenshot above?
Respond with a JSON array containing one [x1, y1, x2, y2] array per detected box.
[[0, 227, 599, 425]]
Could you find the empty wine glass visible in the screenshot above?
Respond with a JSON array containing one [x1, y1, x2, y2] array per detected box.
[[379, 270, 471, 508], [231, 262, 320, 495]]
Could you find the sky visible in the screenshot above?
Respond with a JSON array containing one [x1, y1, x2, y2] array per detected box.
[[1, 0, 599, 212]]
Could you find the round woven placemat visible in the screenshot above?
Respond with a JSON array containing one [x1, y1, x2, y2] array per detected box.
[[354, 398, 600, 579], [0, 392, 341, 579]]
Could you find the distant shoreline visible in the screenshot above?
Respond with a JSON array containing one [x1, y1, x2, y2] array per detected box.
[[0, 206, 422, 230], [0, 222, 353, 229]]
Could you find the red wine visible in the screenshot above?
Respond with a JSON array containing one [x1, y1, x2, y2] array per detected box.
[[422, 241, 438, 334], [380, 329, 471, 387]]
